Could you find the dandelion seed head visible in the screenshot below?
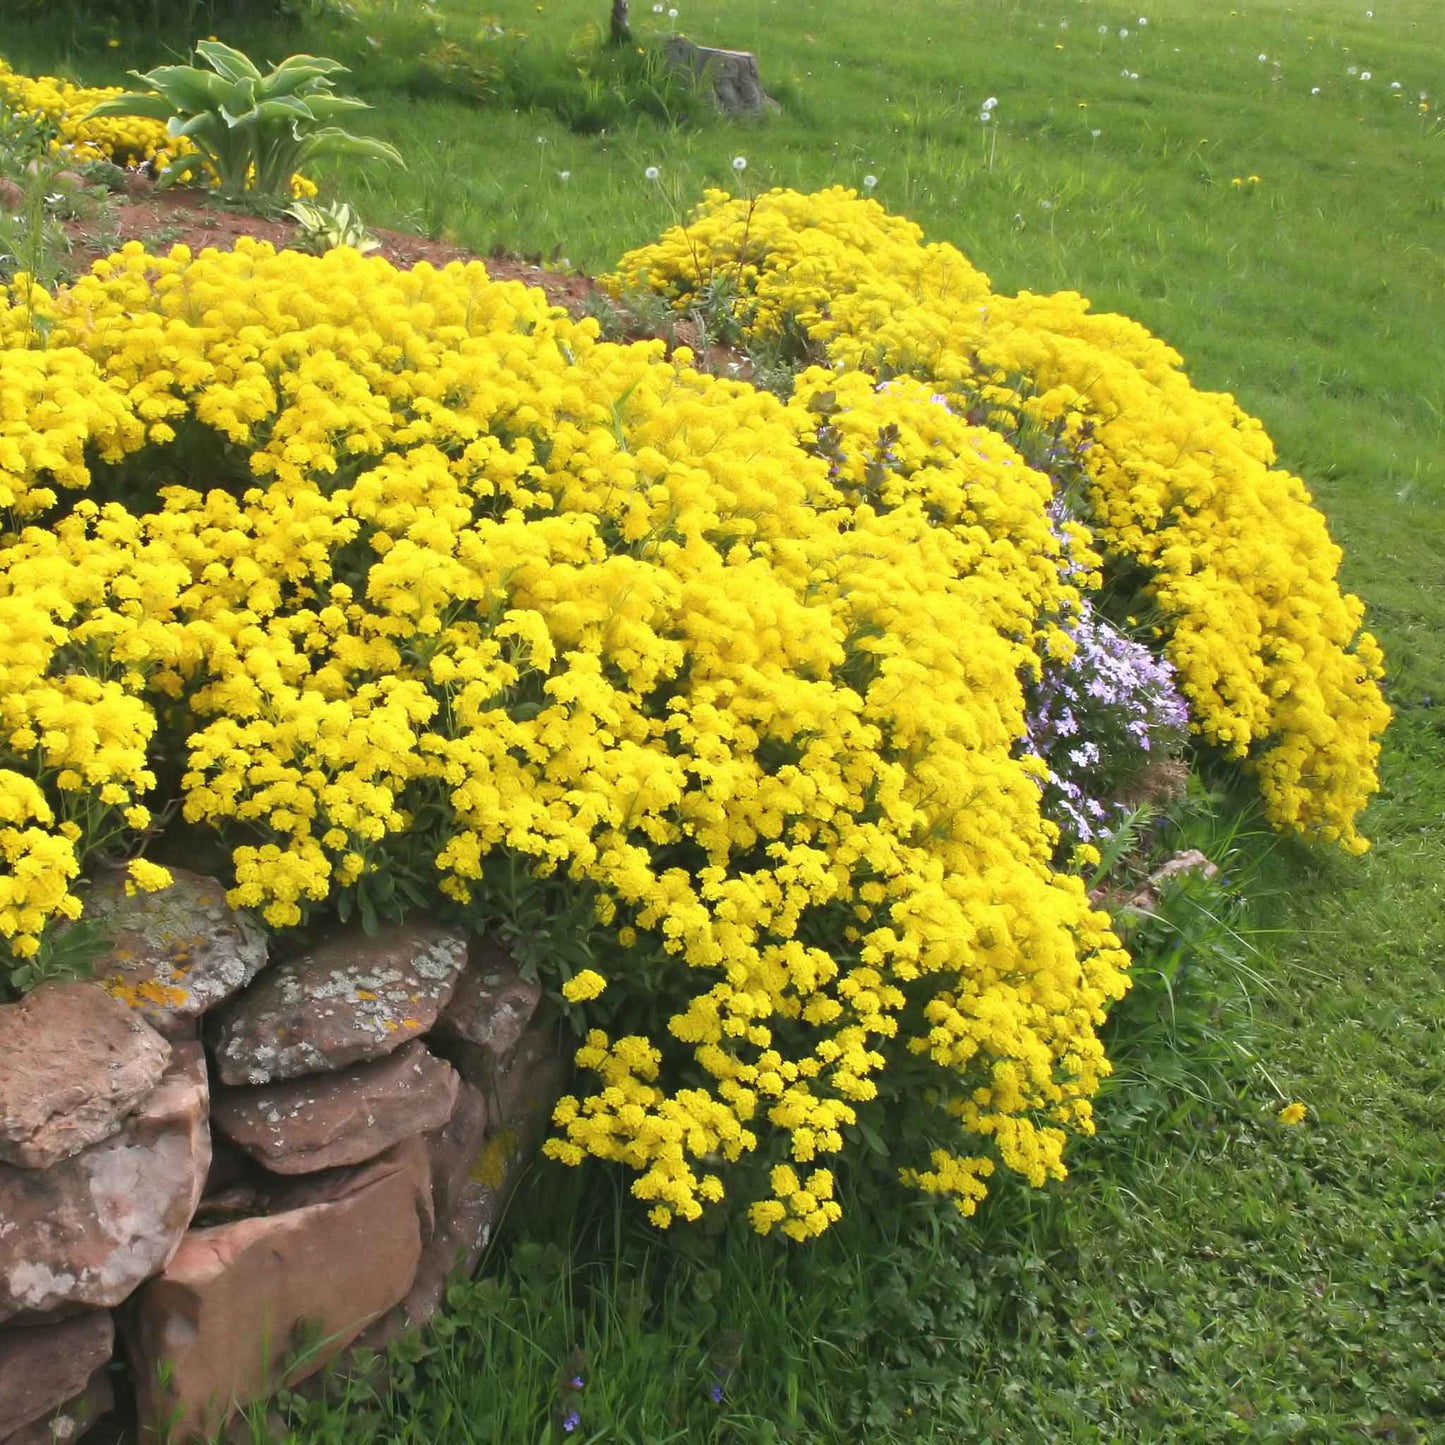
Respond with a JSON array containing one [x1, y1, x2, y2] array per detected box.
[[732, 155, 747, 171], [645, 165, 660, 180], [862, 174, 878, 189]]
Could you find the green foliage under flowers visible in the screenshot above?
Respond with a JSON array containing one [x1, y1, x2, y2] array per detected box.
[[82, 39, 403, 202]]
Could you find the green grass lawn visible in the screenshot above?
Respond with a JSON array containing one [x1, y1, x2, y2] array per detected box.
[[7, 0, 1443, 1438]]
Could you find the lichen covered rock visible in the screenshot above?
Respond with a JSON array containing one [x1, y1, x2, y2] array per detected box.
[[0, 982, 170, 1170], [87, 867, 268, 1038], [212, 1040, 459, 1175], [209, 923, 467, 1086], [0, 1045, 210, 1322]]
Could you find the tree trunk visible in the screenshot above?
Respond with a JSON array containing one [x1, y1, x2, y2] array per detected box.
[[609, 0, 631, 45]]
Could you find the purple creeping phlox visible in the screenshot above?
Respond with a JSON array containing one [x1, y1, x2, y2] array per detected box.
[[1025, 586, 1189, 848]]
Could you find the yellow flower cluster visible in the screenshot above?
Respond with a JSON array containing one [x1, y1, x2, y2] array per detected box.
[[612, 187, 1390, 852], [0, 57, 173, 166], [0, 232, 1136, 1229]]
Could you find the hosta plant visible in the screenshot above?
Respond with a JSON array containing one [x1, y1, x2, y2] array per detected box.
[[286, 198, 380, 254], [82, 40, 403, 202]]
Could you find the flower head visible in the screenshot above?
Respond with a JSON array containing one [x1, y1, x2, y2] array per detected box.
[[732, 155, 747, 171], [126, 858, 174, 896], [1277, 1102, 1308, 1126], [562, 970, 609, 1003]]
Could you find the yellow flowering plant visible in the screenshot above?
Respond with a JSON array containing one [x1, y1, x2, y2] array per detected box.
[[0, 182, 1387, 1235]]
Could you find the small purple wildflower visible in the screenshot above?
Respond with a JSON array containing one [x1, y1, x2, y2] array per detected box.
[[1024, 595, 1188, 849], [562, 1410, 581, 1432], [570, 1376, 585, 1390], [710, 1382, 724, 1404]]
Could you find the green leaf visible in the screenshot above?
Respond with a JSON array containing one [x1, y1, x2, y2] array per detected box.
[[297, 95, 371, 122], [168, 112, 221, 143], [224, 76, 260, 115], [254, 96, 316, 124], [80, 91, 176, 123], [154, 151, 213, 187], [132, 65, 230, 114], [264, 55, 350, 99], [195, 40, 263, 84], [292, 129, 406, 171]]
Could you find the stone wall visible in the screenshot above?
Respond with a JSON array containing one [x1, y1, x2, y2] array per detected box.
[[0, 869, 567, 1442]]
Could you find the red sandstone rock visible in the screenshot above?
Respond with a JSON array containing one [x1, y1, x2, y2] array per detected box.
[[0, 983, 171, 1169], [435, 937, 542, 1062], [212, 1040, 459, 1174], [403, 1081, 492, 1325], [209, 922, 467, 1086], [0, 1045, 210, 1323], [126, 1143, 431, 1441], [265, 1135, 435, 1240], [1, 1365, 114, 1444], [405, 1023, 568, 1327], [0, 1309, 113, 1437], [86, 868, 268, 1039]]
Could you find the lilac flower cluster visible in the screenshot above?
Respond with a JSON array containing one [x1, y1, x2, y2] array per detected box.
[[1025, 597, 1189, 846]]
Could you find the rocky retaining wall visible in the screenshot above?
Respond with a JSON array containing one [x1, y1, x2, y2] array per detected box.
[[0, 869, 567, 1442]]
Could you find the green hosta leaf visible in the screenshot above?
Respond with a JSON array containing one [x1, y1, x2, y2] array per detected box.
[[81, 91, 176, 123], [296, 94, 371, 122], [220, 76, 260, 118], [293, 128, 406, 171], [155, 151, 213, 187], [217, 105, 260, 130], [254, 95, 316, 123], [129, 65, 230, 114], [263, 55, 350, 98], [195, 40, 263, 84], [168, 112, 222, 142]]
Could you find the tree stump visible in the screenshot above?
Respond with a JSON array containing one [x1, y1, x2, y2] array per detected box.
[[664, 38, 777, 116]]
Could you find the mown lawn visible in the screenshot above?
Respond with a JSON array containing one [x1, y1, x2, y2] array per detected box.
[[7, 0, 1442, 1438]]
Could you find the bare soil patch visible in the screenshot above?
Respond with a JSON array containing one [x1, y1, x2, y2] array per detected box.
[[64, 182, 604, 320]]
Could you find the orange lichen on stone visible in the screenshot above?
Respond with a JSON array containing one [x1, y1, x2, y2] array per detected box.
[[103, 976, 190, 1011], [469, 1130, 518, 1190]]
